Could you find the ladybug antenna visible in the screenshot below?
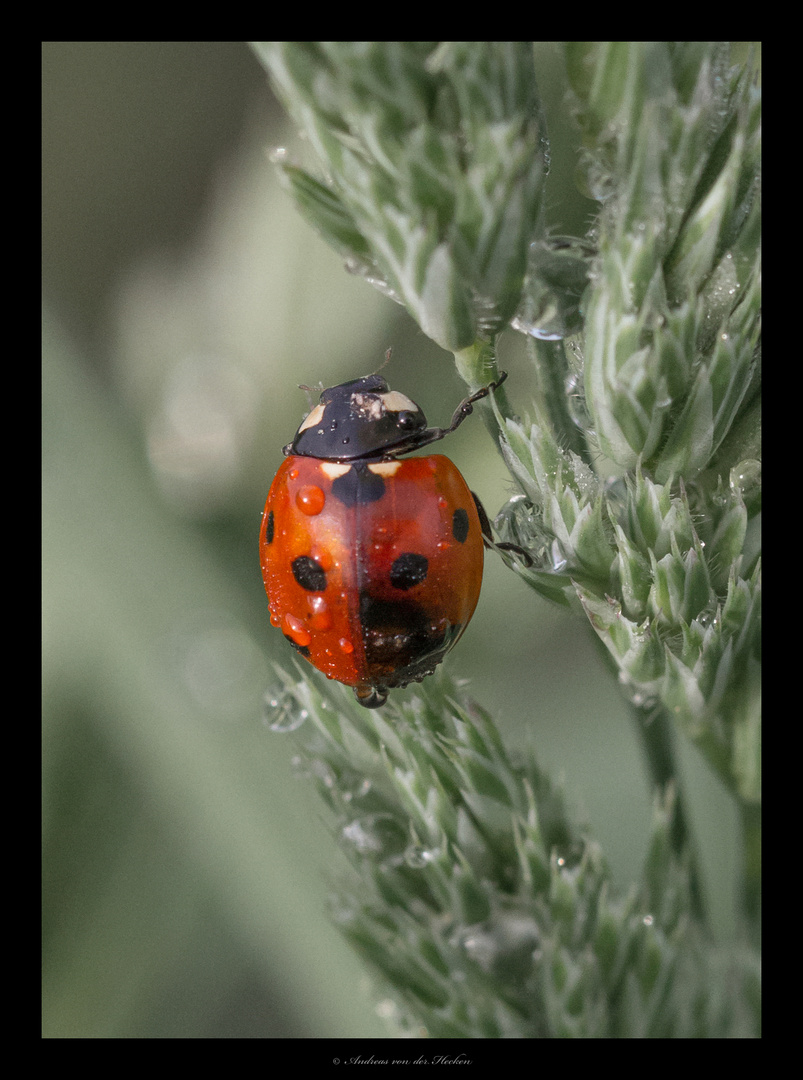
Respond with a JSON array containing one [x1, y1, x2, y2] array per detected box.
[[370, 347, 393, 377], [297, 382, 323, 410]]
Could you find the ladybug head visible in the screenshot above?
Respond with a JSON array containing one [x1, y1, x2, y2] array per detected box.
[[286, 375, 430, 460]]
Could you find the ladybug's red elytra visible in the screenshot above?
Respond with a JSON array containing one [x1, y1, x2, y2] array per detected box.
[[260, 371, 526, 709]]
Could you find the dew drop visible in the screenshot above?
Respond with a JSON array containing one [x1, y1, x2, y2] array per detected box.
[[550, 539, 567, 573], [729, 458, 761, 497], [282, 612, 311, 648], [460, 914, 540, 977], [510, 313, 567, 341], [404, 844, 436, 869], [342, 814, 406, 858], [296, 484, 326, 515], [307, 594, 332, 630], [263, 688, 308, 732]]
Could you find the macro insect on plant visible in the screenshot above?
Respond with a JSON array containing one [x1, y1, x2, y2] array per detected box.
[[250, 42, 760, 1038], [260, 370, 530, 708]]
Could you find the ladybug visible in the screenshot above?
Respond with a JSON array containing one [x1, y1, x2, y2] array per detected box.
[[260, 370, 526, 709]]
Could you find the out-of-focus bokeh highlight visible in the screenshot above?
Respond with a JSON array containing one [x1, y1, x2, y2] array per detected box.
[[42, 42, 739, 1038]]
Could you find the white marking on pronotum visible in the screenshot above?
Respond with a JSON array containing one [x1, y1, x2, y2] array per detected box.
[[380, 391, 418, 414], [350, 390, 419, 420], [298, 403, 326, 433]]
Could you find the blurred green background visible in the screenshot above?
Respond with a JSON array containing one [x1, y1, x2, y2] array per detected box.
[[42, 42, 740, 1039]]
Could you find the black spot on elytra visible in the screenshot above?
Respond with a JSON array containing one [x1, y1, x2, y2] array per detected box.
[[390, 552, 429, 590], [331, 464, 386, 506], [452, 507, 469, 543], [265, 510, 274, 544], [357, 593, 464, 691], [359, 594, 441, 671], [292, 555, 327, 591]]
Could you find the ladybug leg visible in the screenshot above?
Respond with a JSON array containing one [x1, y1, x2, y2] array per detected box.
[[407, 372, 510, 453], [472, 492, 534, 567], [442, 370, 509, 437]]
